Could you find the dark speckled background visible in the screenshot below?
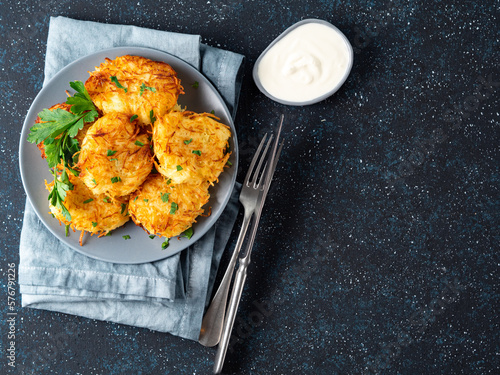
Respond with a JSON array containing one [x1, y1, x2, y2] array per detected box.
[[1, 0, 498, 374]]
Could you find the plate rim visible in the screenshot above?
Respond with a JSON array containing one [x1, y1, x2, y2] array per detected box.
[[19, 46, 238, 264]]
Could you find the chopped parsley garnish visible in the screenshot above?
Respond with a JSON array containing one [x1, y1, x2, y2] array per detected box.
[[166, 178, 172, 185], [92, 222, 98, 227], [133, 196, 138, 202], [27, 81, 99, 221], [149, 110, 156, 124], [143, 199, 149, 203], [130, 114, 138, 122], [192, 150, 201, 156], [184, 138, 193, 145], [170, 202, 178, 214], [161, 192, 170, 203], [181, 227, 194, 239], [176, 165, 183, 171], [65, 224, 70, 237], [139, 83, 156, 96], [226, 160, 233, 166], [135, 140, 144, 147], [210, 110, 215, 114], [107, 150, 117, 156], [149, 235, 155, 239], [120, 203, 127, 215], [161, 238, 169, 249], [122, 235, 131, 240], [111, 176, 121, 183], [83, 198, 94, 204], [92, 178, 97, 185], [192, 81, 199, 89], [103, 197, 110, 203], [110, 76, 127, 92]]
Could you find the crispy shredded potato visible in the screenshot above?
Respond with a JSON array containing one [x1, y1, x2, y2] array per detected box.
[[85, 55, 184, 126], [153, 111, 231, 185], [46, 168, 130, 239], [128, 173, 210, 238], [77, 112, 153, 198], [36, 102, 93, 159], [37, 55, 233, 245]]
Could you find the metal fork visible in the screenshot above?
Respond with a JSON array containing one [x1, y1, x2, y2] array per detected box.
[[198, 127, 278, 347], [213, 117, 283, 373]]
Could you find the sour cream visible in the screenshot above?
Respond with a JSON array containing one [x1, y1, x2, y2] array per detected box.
[[253, 19, 353, 105]]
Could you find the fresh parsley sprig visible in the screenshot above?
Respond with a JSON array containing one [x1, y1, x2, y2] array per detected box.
[[27, 81, 99, 220]]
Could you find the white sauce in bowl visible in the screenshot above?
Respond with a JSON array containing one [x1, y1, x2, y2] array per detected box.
[[254, 20, 353, 105]]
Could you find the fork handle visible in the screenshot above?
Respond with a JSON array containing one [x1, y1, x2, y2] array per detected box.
[[198, 209, 253, 347], [213, 261, 248, 374]]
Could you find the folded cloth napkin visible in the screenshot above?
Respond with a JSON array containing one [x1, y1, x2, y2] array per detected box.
[[19, 16, 244, 341]]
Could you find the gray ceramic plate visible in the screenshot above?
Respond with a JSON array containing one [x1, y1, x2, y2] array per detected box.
[[19, 47, 238, 264]]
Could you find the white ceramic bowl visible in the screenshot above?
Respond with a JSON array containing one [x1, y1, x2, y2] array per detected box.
[[252, 19, 354, 106]]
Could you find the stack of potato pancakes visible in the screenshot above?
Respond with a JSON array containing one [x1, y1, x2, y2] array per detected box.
[[39, 55, 231, 245]]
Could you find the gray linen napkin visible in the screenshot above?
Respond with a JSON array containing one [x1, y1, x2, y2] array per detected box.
[[19, 16, 243, 341]]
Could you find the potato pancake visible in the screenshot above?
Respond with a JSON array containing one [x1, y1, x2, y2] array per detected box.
[[47, 167, 130, 238], [128, 174, 210, 238], [85, 55, 183, 126], [77, 112, 153, 198], [153, 111, 231, 185]]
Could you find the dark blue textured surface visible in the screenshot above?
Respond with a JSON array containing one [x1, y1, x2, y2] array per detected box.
[[1, 0, 498, 374]]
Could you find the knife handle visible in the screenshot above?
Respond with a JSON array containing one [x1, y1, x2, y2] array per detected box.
[[213, 261, 248, 374]]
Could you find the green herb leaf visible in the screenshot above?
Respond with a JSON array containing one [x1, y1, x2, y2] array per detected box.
[[162, 238, 169, 249], [27, 81, 98, 220], [192, 81, 199, 89], [83, 198, 94, 204], [47, 168, 73, 221], [110, 76, 128, 92], [176, 165, 183, 171], [149, 110, 156, 124], [107, 150, 117, 156], [65, 224, 70, 237], [130, 114, 138, 122], [122, 235, 131, 240], [135, 140, 144, 147], [111, 176, 121, 183], [149, 235, 155, 239], [192, 150, 201, 156], [28, 108, 81, 145], [143, 198, 149, 203], [161, 192, 170, 203], [170, 202, 178, 214], [120, 203, 127, 215], [181, 227, 194, 239], [184, 138, 193, 145], [139, 83, 157, 96], [92, 221, 98, 227]]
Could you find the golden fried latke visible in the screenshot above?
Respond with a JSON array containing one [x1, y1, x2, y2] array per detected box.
[[77, 112, 153, 198], [85, 55, 183, 126], [153, 111, 231, 185], [128, 174, 210, 238], [36, 102, 93, 159], [47, 168, 130, 238]]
